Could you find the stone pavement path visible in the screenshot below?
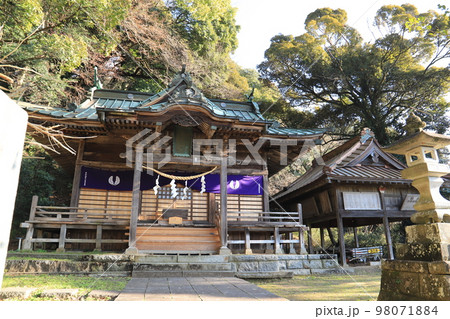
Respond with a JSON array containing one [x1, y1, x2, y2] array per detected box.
[[115, 277, 287, 301]]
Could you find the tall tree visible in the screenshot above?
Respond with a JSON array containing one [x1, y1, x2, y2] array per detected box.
[[0, 0, 131, 105], [258, 5, 450, 144]]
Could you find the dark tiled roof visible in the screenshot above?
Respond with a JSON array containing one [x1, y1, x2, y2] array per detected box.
[[273, 137, 409, 200], [329, 166, 405, 181]]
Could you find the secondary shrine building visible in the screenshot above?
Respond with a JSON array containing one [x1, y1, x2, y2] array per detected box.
[[20, 70, 325, 255]]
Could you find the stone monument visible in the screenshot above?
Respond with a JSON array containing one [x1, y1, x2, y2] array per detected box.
[[0, 91, 28, 287], [378, 129, 450, 300]]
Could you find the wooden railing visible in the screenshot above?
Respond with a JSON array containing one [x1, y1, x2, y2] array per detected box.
[[227, 204, 308, 254], [227, 211, 305, 227], [32, 206, 131, 223], [21, 195, 130, 251]]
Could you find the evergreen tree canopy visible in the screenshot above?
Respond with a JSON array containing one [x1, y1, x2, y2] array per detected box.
[[258, 4, 450, 144]]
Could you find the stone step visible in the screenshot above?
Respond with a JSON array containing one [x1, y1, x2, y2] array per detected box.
[[236, 271, 294, 279], [133, 262, 233, 272], [134, 254, 229, 263], [132, 270, 235, 278]]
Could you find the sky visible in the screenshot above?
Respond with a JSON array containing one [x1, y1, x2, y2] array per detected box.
[[230, 0, 446, 69]]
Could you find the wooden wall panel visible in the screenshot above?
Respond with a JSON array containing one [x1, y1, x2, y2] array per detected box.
[[140, 189, 208, 221], [78, 188, 132, 218]]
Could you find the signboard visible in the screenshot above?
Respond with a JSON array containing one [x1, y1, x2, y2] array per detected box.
[[401, 194, 420, 211], [343, 192, 381, 210]]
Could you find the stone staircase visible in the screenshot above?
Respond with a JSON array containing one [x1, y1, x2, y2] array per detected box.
[[132, 255, 235, 277], [135, 226, 221, 254]]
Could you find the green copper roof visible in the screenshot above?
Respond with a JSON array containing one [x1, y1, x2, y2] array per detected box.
[[21, 71, 327, 138]]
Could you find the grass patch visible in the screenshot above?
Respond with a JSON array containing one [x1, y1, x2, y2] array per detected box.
[[1, 274, 130, 300], [7, 256, 74, 261], [250, 273, 381, 301]]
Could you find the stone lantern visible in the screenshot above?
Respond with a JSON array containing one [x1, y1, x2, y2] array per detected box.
[[385, 131, 450, 224], [378, 130, 450, 301]]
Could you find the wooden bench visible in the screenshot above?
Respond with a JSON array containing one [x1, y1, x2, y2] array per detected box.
[[227, 204, 308, 254]]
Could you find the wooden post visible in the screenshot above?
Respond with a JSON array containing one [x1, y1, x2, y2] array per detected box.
[[219, 157, 231, 255], [335, 189, 347, 266], [207, 192, 215, 224], [244, 228, 252, 255], [307, 228, 314, 254], [95, 225, 103, 251], [379, 191, 394, 260], [320, 228, 325, 252], [274, 227, 283, 254], [126, 148, 143, 254], [262, 174, 269, 212], [327, 227, 337, 247], [288, 233, 296, 254], [353, 227, 359, 248], [70, 140, 85, 207], [336, 214, 347, 266], [297, 204, 307, 254], [23, 195, 38, 250], [56, 224, 67, 252]]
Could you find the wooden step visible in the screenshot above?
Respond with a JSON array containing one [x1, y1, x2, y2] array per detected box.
[[135, 226, 220, 252], [136, 242, 221, 251], [136, 227, 218, 234]]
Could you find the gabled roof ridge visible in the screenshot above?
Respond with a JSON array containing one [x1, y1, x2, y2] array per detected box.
[[322, 136, 360, 162]]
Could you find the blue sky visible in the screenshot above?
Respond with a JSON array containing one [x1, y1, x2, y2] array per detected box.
[[230, 0, 446, 69]]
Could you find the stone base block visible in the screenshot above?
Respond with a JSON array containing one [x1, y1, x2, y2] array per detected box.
[[397, 223, 450, 261], [378, 260, 450, 301]]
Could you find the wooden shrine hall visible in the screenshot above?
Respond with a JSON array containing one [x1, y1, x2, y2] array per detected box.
[[19, 70, 326, 255], [272, 129, 419, 265]]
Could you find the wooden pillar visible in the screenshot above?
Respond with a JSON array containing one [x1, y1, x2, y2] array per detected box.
[[56, 224, 67, 252], [95, 225, 103, 251], [335, 189, 347, 266], [320, 228, 325, 252], [380, 190, 394, 260], [126, 148, 143, 254], [244, 228, 252, 255], [262, 174, 270, 212], [353, 227, 359, 248], [219, 157, 231, 255], [327, 227, 337, 247], [336, 215, 347, 266], [297, 204, 307, 254], [23, 195, 38, 250], [70, 140, 85, 207], [207, 192, 215, 224], [288, 233, 296, 254], [274, 227, 283, 254], [307, 228, 314, 254]]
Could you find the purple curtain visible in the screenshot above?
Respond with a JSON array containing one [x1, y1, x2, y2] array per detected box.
[[80, 166, 263, 195]]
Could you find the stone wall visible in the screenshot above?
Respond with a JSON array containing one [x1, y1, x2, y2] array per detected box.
[[230, 254, 341, 278]]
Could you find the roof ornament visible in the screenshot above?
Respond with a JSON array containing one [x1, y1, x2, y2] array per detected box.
[[169, 64, 193, 88], [89, 66, 103, 100], [246, 87, 255, 101], [404, 112, 426, 136], [360, 128, 374, 144]]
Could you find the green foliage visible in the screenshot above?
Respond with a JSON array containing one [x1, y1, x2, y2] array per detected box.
[[1, 0, 131, 104], [167, 0, 239, 57], [258, 4, 450, 144]]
